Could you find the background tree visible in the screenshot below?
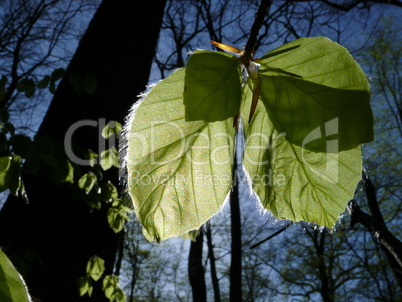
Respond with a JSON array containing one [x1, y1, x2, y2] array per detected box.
[[0, 0, 166, 300]]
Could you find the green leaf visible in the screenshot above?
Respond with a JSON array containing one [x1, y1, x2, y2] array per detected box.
[[68, 73, 82, 93], [125, 68, 235, 241], [49, 82, 57, 94], [78, 172, 97, 194], [258, 37, 373, 151], [83, 74, 98, 95], [68, 73, 98, 95], [100, 147, 119, 170], [102, 121, 122, 139], [86, 150, 98, 167], [101, 181, 119, 202], [107, 207, 128, 233], [8, 156, 22, 195], [0, 155, 22, 194], [77, 276, 92, 297], [53, 160, 74, 184], [102, 275, 125, 301], [242, 85, 362, 228], [50, 68, 66, 82], [17, 78, 36, 98], [0, 157, 12, 192], [86, 256, 105, 281], [63, 160, 74, 183], [38, 76, 50, 89], [260, 76, 372, 152], [0, 250, 32, 302], [184, 51, 241, 122], [113, 288, 126, 302]]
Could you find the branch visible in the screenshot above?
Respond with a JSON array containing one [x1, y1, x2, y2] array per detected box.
[[293, 0, 402, 11], [245, 0, 273, 52], [250, 222, 293, 249], [347, 200, 402, 270]]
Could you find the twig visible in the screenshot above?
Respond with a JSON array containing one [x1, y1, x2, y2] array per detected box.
[[347, 200, 402, 270], [245, 0, 273, 53], [250, 221, 293, 249]]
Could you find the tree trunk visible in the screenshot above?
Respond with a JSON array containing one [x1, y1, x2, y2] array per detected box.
[[206, 222, 221, 302], [230, 152, 242, 300], [0, 0, 166, 301], [315, 231, 333, 302], [188, 231, 207, 302]]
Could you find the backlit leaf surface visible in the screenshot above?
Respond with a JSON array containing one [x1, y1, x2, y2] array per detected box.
[[124, 37, 372, 240], [184, 51, 241, 122], [242, 80, 362, 227], [125, 68, 235, 241], [258, 37, 373, 151]]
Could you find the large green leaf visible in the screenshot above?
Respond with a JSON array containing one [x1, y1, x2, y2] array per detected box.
[[125, 68, 235, 241], [184, 51, 241, 122], [242, 82, 362, 228], [0, 250, 32, 302], [258, 37, 373, 151]]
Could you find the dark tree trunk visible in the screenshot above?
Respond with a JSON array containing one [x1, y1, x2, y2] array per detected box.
[[188, 231, 207, 302], [206, 222, 221, 302], [230, 153, 242, 301], [0, 0, 166, 301], [312, 230, 333, 302]]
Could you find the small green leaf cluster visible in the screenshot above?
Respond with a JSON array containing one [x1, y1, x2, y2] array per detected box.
[[107, 201, 131, 233], [8, 68, 66, 98], [68, 73, 99, 95], [0, 66, 126, 299], [37, 68, 66, 94], [100, 121, 121, 170], [0, 118, 129, 300], [78, 256, 126, 302], [73, 122, 129, 300], [76, 121, 131, 231], [0, 68, 68, 197], [102, 275, 126, 302]]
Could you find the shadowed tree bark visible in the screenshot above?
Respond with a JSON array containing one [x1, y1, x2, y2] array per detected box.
[[206, 222, 221, 302], [230, 152, 242, 301], [188, 231, 207, 302], [0, 0, 166, 301], [306, 229, 334, 302]]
